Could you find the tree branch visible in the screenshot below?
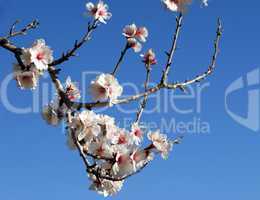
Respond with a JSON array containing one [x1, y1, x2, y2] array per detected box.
[[135, 66, 151, 123], [49, 20, 99, 66], [111, 42, 130, 76], [161, 13, 183, 85], [73, 18, 222, 110], [6, 20, 40, 39]]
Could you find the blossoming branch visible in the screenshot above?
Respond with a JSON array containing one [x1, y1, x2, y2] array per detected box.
[[0, 0, 221, 197]]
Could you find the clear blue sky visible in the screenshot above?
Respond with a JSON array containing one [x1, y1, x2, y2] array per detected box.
[[0, 0, 260, 199]]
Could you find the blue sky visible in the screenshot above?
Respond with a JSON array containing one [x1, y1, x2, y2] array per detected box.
[[0, 0, 260, 199]]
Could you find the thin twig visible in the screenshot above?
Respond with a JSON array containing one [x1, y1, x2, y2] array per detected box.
[[111, 42, 130, 76], [49, 20, 99, 66], [92, 162, 149, 182], [135, 66, 151, 123], [7, 20, 40, 39], [69, 128, 91, 168], [161, 13, 183, 85], [74, 18, 222, 110], [166, 18, 223, 90]]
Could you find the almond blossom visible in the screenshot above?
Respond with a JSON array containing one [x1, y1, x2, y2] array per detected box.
[[42, 97, 69, 126], [90, 73, 123, 101], [64, 109, 177, 196], [135, 27, 149, 43], [86, 1, 112, 24], [162, 0, 191, 12], [88, 140, 113, 158], [141, 49, 157, 66], [130, 149, 154, 171], [147, 130, 174, 159], [112, 153, 134, 177], [28, 39, 53, 71], [130, 123, 144, 145], [72, 110, 101, 142], [123, 24, 148, 52], [127, 38, 142, 53], [89, 175, 124, 197], [13, 64, 39, 89], [42, 101, 62, 126], [122, 24, 137, 38], [64, 76, 81, 101]]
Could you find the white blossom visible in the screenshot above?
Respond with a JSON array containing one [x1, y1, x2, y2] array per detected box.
[[123, 24, 148, 42], [89, 175, 124, 197], [123, 24, 148, 52], [135, 27, 148, 43], [75, 110, 101, 142], [162, 0, 191, 12], [13, 64, 39, 90], [64, 76, 81, 101], [42, 101, 62, 126], [127, 38, 142, 53], [42, 98, 68, 126], [20, 48, 33, 66], [130, 149, 154, 171], [90, 73, 123, 101], [147, 130, 173, 159], [112, 153, 134, 177], [88, 140, 113, 158], [28, 39, 53, 71], [122, 24, 137, 38], [130, 123, 143, 145], [86, 1, 112, 24]]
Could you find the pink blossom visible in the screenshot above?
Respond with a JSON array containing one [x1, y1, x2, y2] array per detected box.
[[64, 76, 81, 101], [86, 1, 112, 24], [89, 174, 124, 197], [141, 49, 157, 66], [147, 130, 173, 159], [123, 24, 149, 52], [162, 0, 192, 12], [135, 27, 148, 42], [90, 73, 123, 101], [130, 149, 154, 171], [13, 64, 39, 90], [127, 38, 142, 53], [28, 39, 53, 71], [130, 123, 143, 145]]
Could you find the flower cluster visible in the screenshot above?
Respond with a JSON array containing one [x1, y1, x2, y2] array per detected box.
[[42, 77, 80, 126], [13, 0, 211, 197], [13, 39, 53, 89], [123, 24, 148, 52], [66, 110, 174, 196]]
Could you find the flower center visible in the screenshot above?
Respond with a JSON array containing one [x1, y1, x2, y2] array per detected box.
[[134, 129, 142, 137], [36, 52, 44, 60], [118, 134, 127, 144], [98, 87, 106, 94], [22, 75, 32, 82], [98, 9, 105, 16]]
